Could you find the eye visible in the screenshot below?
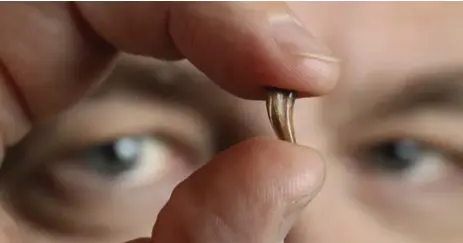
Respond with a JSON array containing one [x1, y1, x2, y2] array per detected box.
[[52, 134, 188, 189], [367, 140, 424, 173], [81, 137, 144, 178], [360, 139, 453, 184]]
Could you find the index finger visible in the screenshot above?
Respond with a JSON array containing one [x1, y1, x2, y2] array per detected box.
[[78, 2, 340, 99], [0, 2, 339, 148]]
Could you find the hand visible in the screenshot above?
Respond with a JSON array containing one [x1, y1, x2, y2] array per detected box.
[[129, 137, 325, 243], [0, 2, 339, 242]]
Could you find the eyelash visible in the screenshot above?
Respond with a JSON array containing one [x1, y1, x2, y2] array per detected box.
[[350, 134, 462, 176], [0, 133, 199, 237]]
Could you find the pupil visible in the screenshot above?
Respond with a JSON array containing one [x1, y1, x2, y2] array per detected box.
[[83, 137, 142, 176], [369, 140, 422, 173]]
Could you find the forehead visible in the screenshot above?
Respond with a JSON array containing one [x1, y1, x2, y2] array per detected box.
[[288, 3, 463, 119], [290, 2, 463, 77]]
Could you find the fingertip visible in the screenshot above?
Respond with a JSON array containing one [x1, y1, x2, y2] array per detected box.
[[78, 2, 340, 99], [167, 2, 340, 100], [188, 136, 326, 211], [232, 137, 326, 198], [151, 137, 325, 243], [291, 54, 341, 97], [263, 5, 341, 98]]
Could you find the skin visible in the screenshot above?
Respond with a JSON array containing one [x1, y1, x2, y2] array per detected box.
[[1, 1, 463, 243]]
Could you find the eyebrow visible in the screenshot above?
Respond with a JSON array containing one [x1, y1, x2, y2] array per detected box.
[[90, 57, 255, 150], [356, 69, 463, 121]]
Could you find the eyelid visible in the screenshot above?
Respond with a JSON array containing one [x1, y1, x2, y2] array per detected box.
[[341, 112, 463, 158], [11, 93, 213, 168]]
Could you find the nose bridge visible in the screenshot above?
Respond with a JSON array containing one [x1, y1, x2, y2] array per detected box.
[[285, 162, 350, 242], [282, 142, 386, 243], [287, 190, 367, 243], [286, 174, 411, 243]]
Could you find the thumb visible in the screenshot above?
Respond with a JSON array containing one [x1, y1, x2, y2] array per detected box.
[[145, 137, 325, 243]]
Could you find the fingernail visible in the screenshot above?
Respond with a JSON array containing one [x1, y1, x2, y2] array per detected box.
[[268, 12, 339, 63]]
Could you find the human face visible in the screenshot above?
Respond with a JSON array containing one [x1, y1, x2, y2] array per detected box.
[[1, 2, 463, 243]]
